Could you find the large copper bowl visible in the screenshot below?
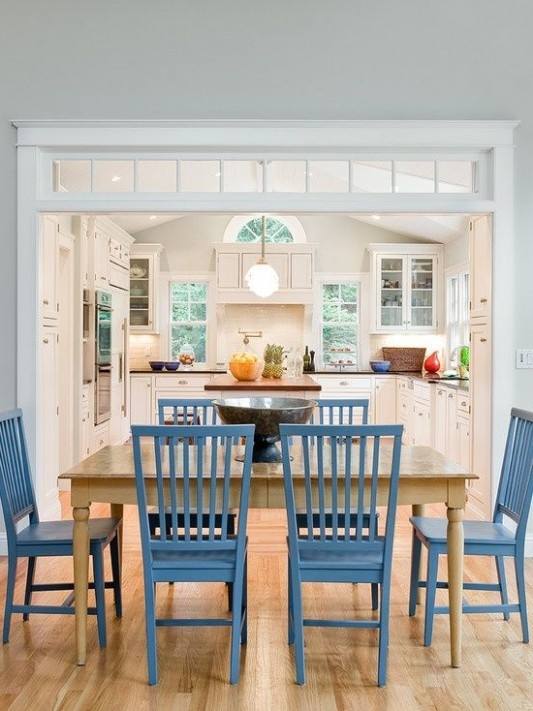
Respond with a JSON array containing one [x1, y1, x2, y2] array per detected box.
[[213, 396, 316, 462]]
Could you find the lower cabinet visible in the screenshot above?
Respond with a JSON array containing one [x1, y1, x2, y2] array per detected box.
[[131, 375, 153, 425], [40, 326, 59, 510], [433, 385, 447, 454], [413, 399, 431, 446], [80, 408, 90, 458], [456, 414, 471, 472], [92, 422, 110, 454], [374, 377, 397, 424]]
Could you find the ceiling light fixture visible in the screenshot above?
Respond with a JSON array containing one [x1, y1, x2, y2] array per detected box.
[[111, 175, 121, 182], [245, 216, 279, 298], [149, 215, 158, 220], [371, 214, 381, 220]]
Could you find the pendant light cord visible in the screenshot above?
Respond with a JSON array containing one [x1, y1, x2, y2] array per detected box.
[[261, 215, 266, 262]]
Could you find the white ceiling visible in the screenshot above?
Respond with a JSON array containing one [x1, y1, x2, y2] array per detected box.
[[111, 212, 468, 243]]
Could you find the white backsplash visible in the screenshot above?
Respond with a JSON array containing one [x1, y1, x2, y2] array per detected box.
[[217, 304, 307, 362], [129, 334, 161, 369]]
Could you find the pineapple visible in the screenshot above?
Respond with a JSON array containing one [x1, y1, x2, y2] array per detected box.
[[262, 344, 274, 378], [271, 345, 284, 379]]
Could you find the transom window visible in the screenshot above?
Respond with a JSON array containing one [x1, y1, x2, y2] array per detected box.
[[236, 217, 294, 243], [320, 282, 360, 367], [169, 282, 208, 362]]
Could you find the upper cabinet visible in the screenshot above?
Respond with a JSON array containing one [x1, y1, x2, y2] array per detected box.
[[94, 228, 110, 288], [368, 244, 443, 333], [469, 215, 491, 322], [129, 244, 163, 333], [214, 244, 315, 303]]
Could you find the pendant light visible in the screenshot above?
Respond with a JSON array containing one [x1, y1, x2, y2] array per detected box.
[[245, 215, 280, 298]]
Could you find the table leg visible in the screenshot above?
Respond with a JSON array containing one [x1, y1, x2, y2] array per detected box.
[[412, 504, 426, 604], [73, 506, 90, 665], [447, 505, 464, 668], [110, 503, 124, 584]]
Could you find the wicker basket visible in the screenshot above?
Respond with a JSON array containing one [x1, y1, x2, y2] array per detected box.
[[381, 347, 426, 373]]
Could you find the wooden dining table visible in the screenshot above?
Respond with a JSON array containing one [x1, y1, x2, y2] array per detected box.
[[60, 441, 476, 669]]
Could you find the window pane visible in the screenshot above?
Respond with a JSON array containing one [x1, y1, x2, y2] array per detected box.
[[54, 160, 91, 192], [267, 161, 306, 192], [137, 160, 177, 192], [190, 302, 206, 321], [236, 217, 294, 243], [438, 161, 473, 193], [170, 282, 190, 300], [93, 160, 134, 192], [171, 302, 189, 321], [180, 160, 220, 192], [341, 283, 358, 302], [223, 161, 263, 192], [171, 324, 206, 361], [308, 161, 349, 192], [189, 282, 207, 301], [394, 161, 435, 193], [352, 161, 392, 193], [321, 281, 359, 365]]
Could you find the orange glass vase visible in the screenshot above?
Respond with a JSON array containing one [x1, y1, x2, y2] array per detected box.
[[424, 351, 440, 374]]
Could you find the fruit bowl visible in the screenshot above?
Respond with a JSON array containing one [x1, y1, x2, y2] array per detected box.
[[229, 359, 263, 381]]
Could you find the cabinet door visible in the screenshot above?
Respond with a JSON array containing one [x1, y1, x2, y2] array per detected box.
[[217, 252, 241, 289], [469, 216, 491, 321], [94, 230, 110, 288], [445, 389, 457, 461], [80, 409, 90, 459], [374, 377, 397, 424], [130, 376, 153, 425], [111, 288, 129, 444], [291, 253, 313, 289], [433, 386, 447, 454], [40, 326, 59, 506], [376, 255, 406, 330], [413, 401, 431, 446], [130, 256, 154, 331], [469, 321, 491, 517], [40, 215, 59, 321], [456, 415, 470, 472], [407, 255, 437, 330]]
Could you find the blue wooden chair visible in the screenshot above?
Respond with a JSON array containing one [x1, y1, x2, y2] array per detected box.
[[131, 423, 255, 685], [280, 422, 403, 687], [0, 409, 122, 646], [409, 407, 533, 646]]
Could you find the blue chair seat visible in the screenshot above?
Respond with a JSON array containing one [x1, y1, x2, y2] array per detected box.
[[152, 547, 240, 570], [17, 517, 120, 547], [410, 517, 516, 547], [298, 546, 384, 570]]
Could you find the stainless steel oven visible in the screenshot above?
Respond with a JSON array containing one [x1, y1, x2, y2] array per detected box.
[[95, 290, 112, 425]]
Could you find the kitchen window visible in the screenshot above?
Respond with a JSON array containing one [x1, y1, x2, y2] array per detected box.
[[169, 281, 208, 362], [320, 281, 360, 367], [446, 271, 469, 363]]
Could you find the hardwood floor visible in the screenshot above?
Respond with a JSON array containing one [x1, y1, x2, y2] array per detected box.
[[0, 497, 531, 710]]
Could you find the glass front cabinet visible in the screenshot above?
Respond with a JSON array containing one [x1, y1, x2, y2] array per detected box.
[[129, 244, 163, 334], [369, 245, 442, 333]]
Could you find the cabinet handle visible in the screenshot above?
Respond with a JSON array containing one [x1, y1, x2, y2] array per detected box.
[[42, 337, 49, 344], [480, 298, 487, 303], [461, 401, 467, 407], [448, 393, 454, 399], [340, 381, 349, 386], [418, 412, 423, 417], [480, 337, 487, 342], [146, 383, 151, 388], [438, 390, 443, 396], [178, 379, 188, 385], [43, 299, 49, 305]]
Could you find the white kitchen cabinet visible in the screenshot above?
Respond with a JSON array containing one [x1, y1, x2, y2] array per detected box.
[[456, 414, 471, 473], [94, 229, 110, 288], [40, 215, 59, 321], [39, 325, 59, 509], [374, 377, 397, 424], [130, 244, 162, 333], [290, 253, 313, 289], [469, 321, 491, 518], [80, 408, 90, 459], [314, 374, 373, 421], [413, 399, 431, 446], [445, 389, 458, 463], [217, 252, 241, 289], [110, 287, 130, 444], [130, 375, 153, 425], [92, 422, 110, 453], [368, 244, 443, 333], [469, 216, 491, 321], [396, 377, 413, 444], [433, 385, 448, 454]]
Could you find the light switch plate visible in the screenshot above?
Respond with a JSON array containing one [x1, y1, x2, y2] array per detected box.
[[516, 349, 533, 368]]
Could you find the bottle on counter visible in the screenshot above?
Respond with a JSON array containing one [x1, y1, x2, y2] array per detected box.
[[303, 345, 311, 373], [293, 348, 304, 376], [309, 349, 316, 373]]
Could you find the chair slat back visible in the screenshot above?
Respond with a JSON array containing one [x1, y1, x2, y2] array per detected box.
[[494, 408, 533, 539], [0, 410, 38, 540], [131, 424, 254, 559], [280, 424, 403, 559], [312, 398, 369, 426], [158, 398, 218, 427]]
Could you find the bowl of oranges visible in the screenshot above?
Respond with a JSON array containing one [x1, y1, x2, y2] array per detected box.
[[228, 351, 263, 381]]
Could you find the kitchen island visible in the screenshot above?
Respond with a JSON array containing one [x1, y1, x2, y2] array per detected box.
[[205, 373, 321, 394]]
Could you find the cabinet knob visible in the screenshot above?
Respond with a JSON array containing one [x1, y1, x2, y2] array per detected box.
[[461, 401, 467, 407], [178, 379, 188, 385], [480, 298, 488, 304], [340, 381, 349, 386], [448, 393, 454, 398], [42, 299, 49, 306], [42, 337, 49, 344], [480, 337, 487, 343]]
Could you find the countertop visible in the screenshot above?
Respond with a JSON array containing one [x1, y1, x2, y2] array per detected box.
[[205, 374, 321, 391], [130, 368, 226, 375]]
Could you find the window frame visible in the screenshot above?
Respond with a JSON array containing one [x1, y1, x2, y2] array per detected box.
[[445, 264, 470, 365]]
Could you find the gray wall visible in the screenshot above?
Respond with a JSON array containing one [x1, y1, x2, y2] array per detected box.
[[132, 214, 425, 273], [1, 0, 533, 409]]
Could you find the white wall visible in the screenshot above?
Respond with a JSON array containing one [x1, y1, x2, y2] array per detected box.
[[2, 1, 532, 413], [445, 234, 469, 270]]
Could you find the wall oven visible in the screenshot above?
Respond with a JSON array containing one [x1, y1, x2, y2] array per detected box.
[[95, 290, 112, 425]]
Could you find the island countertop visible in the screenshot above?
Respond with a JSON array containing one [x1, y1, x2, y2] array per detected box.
[[204, 374, 322, 391]]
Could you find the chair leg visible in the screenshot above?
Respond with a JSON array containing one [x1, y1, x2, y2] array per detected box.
[[22, 557, 36, 622], [241, 556, 248, 645], [2, 557, 17, 643], [514, 554, 529, 643], [229, 561, 244, 684], [144, 574, 158, 685], [409, 531, 422, 617], [371, 583, 379, 611], [92, 546, 107, 648], [289, 559, 305, 685], [288, 558, 294, 645], [424, 550, 439, 647], [110, 535, 122, 619], [377, 582, 391, 687], [495, 556, 510, 622]]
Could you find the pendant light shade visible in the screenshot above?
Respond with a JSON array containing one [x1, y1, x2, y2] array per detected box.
[[245, 216, 280, 298]]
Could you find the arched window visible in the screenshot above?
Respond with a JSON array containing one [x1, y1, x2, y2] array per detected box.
[[236, 217, 294, 243], [223, 215, 306, 243]]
